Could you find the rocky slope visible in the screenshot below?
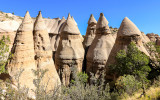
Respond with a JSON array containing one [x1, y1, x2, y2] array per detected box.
[[1, 10, 159, 90]]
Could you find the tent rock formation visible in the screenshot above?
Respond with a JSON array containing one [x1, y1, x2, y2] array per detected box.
[[55, 14, 84, 86], [107, 17, 150, 79], [33, 11, 61, 91], [83, 14, 97, 49], [86, 13, 115, 79], [7, 11, 36, 97]]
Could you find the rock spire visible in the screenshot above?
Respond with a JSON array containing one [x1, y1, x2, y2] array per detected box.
[[55, 13, 84, 86], [33, 11, 61, 91], [83, 14, 97, 49], [8, 11, 36, 96], [86, 13, 115, 79]]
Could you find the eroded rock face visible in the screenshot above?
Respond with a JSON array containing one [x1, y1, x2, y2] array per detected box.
[[71, 16, 84, 42], [83, 14, 97, 49], [49, 17, 65, 51], [108, 17, 150, 77], [141, 32, 150, 44], [146, 33, 160, 45], [55, 14, 84, 86], [33, 11, 61, 91], [0, 15, 64, 54], [86, 13, 115, 79], [7, 11, 36, 96], [116, 17, 149, 56]]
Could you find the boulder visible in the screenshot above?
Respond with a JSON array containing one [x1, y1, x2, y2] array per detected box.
[[55, 13, 84, 86], [146, 33, 160, 45], [33, 11, 61, 91]]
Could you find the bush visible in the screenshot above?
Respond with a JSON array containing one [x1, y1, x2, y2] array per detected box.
[[115, 75, 142, 96], [109, 42, 151, 97], [109, 42, 151, 81], [0, 36, 10, 74]]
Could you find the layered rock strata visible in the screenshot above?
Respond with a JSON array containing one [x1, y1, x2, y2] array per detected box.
[[83, 14, 97, 49], [86, 13, 115, 79], [55, 14, 84, 86], [108, 17, 150, 75], [33, 11, 61, 91], [7, 11, 36, 95]]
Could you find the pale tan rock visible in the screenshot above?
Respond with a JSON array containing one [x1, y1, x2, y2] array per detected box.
[[141, 32, 150, 43], [71, 16, 84, 42], [71, 16, 77, 26], [83, 14, 97, 49], [33, 11, 61, 91], [61, 13, 80, 35], [50, 17, 66, 52], [7, 11, 36, 93], [146, 33, 160, 45], [55, 13, 84, 86], [118, 17, 149, 56], [44, 18, 59, 33], [108, 17, 150, 70], [117, 17, 142, 37], [86, 13, 115, 79]]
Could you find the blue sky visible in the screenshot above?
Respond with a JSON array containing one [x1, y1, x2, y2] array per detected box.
[[1, 0, 160, 35]]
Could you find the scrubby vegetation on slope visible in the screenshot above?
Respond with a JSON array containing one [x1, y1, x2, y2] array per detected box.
[[0, 36, 160, 100]]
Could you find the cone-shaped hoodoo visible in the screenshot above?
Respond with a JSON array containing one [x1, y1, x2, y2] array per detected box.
[[84, 14, 97, 49], [86, 13, 115, 79], [33, 11, 61, 91], [55, 13, 84, 86], [107, 17, 150, 74], [8, 11, 36, 97], [50, 16, 66, 61]]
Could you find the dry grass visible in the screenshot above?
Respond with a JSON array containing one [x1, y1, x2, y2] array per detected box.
[[123, 86, 160, 100]]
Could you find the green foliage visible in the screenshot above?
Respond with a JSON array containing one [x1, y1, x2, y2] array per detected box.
[[115, 75, 142, 95], [110, 42, 151, 81], [77, 72, 88, 84], [109, 42, 151, 97], [0, 36, 10, 74], [61, 71, 112, 100], [71, 72, 88, 84], [155, 45, 160, 54]]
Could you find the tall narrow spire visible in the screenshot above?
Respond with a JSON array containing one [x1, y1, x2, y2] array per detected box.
[[96, 13, 109, 30], [71, 16, 77, 26], [8, 11, 36, 95], [88, 14, 97, 25], [55, 13, 84, 86], [83, 14, 97, 48], [33, 12, 61, 91], [34, 11, 46, 31], [86, 13, 115, 80], [96, 13, 111, 34], [18, 11, 33, 31], [67, 13, 71, 20]]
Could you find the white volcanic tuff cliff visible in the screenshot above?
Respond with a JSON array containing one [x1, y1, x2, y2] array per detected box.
[[0, 15, 65, 53]]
